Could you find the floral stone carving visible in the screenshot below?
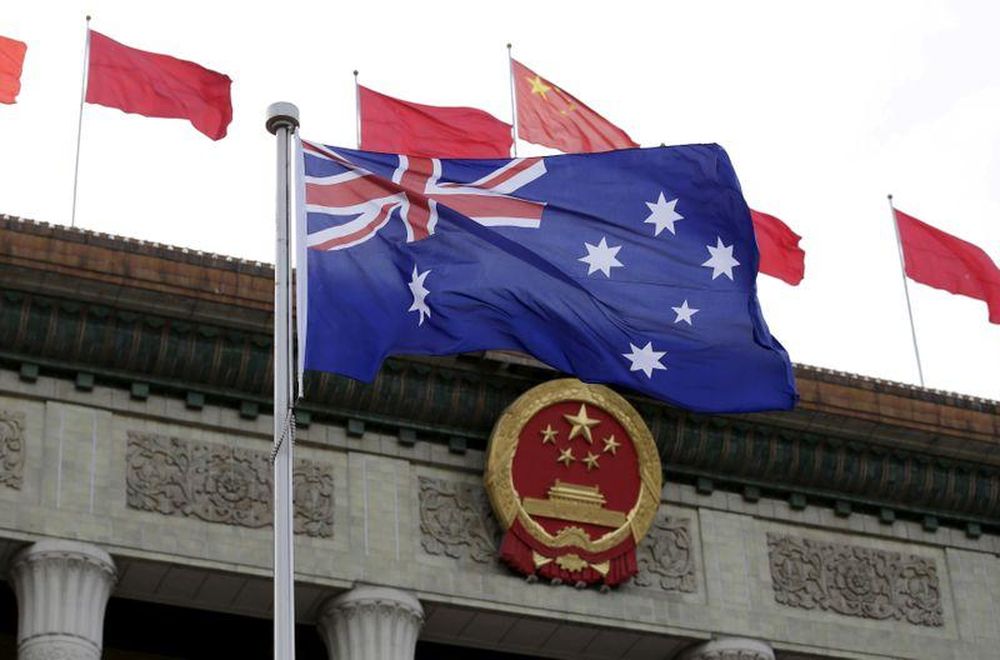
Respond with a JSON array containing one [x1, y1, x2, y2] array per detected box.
[[126, 431, 333, 537], [767, 533, 943, 627], [418, 477, 500, 563], [634, 514, 696, 592], [0, 410, 25, 489]]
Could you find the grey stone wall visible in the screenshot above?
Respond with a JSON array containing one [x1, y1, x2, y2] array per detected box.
[[0, 367, 997, 659]]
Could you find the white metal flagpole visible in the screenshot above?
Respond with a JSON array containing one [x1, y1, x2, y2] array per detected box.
[[266, 101, 300, 660], [353, 70, 361, 149], [70, 15, 92, 228], [506, 43, 518, 157], [887, 194, 926, 387]]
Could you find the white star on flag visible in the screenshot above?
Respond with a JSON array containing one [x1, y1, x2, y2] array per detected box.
[[407, 265, 432, 325], [622, 341, 667, 378], [672, 299, 699, 325], [579, 237, 624, 277], [701, 237, 740, 280], [644, 192, 683, 236]]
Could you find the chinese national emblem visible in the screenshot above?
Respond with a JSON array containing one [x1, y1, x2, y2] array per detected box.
[[484, 379, 662, 587]]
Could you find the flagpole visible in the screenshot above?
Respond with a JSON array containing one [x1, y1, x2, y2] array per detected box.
[[887, 194, 925, 387], [266, 101, 299, 660], [353, 70, 361, 149], [506, 43, 518, 157], [70, 15, 91, 228]]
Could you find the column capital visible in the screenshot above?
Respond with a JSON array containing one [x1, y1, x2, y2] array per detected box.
[[317, 585, 424, 660], [678, 637, 775, 660], [8, 539, 118, 660]]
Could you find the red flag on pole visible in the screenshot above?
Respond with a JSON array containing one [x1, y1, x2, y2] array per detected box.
[[86, 30, 232, 140], [0, 35, 27, 104], [511, 59, 638, 153], [895, 209, 1000, 323], [750, 209, 805, 285], [359, 85, 512, 158]]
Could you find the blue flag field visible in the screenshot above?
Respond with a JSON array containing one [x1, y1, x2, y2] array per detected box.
[[298, 140, 797, 413]]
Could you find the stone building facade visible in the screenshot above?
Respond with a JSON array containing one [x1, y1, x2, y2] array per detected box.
[[0, 214, 998, 659]]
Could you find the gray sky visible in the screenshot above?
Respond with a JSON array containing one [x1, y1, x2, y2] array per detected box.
[[3, 0, 998, 400]]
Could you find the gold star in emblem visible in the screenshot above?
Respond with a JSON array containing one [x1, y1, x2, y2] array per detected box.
[[527, 75, 552, 99], [583, 452, 600, 471], [557, 447, 575, 467], [564, 404, 600, 443], [540, 424, 558, 444], [602, 434, 621, 455]]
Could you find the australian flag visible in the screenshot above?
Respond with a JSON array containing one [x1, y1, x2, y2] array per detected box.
[[298, 139, 797, 413]]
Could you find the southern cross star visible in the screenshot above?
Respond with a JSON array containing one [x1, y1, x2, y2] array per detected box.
[[579, 237, 623, 278], [672, 299, 700, 325], [644, 192, 683, 236], [623, 341, 667, 378], [701, 237, 740, 280], [407, 265, 432, 326]]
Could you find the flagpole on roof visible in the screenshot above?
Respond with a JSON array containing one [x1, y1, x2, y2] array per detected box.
[[353, 70, 361, 149], [887, 194, 925, 387], [70, 15, 91, 228], [266, 101, 300, 660], [506, 43, 518, 157]]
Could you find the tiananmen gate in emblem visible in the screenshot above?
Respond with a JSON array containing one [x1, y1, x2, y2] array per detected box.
[[484, 379, 662, 587]]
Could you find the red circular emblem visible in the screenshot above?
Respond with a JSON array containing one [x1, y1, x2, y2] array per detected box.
[[485, 379, 661, 587]]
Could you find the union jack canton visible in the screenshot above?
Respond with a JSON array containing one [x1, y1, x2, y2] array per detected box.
[[298, 139, 796, 413]]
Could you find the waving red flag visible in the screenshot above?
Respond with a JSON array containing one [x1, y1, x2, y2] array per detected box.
[[86, 30, 232, 140], [750, 209, 805, 285], [360, 86, 512, 158], [0, 35, 27, 104], [895, 209, 1000, 323], [511, 59, 637, 153]]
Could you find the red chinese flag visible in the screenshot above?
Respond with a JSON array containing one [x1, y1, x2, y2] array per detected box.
[[511, 59, 638, 153], [750, 209, 805, 285], [86, 30, 232, 140], [895, 209, 1000, 323], [360, 86, 512, 158], [0, 35, 27, 104]]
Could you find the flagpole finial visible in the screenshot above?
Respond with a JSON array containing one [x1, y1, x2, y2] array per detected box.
[[266, 102, 299, 135], [507, 43, 512, 50], [86, 15, 91, 21], [353, 70, 358, 78], [887, 193, 893, 202]]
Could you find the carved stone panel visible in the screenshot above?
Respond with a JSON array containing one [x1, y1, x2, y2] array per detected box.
[[418, 477, 500, 563], [767, 533, 943, 627], [125, 431, 333, 537], [0, 410, 25, 489], [634, 514, 697, 592]]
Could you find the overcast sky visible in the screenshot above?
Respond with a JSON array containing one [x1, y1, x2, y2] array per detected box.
[[2, 1, 998, 401]]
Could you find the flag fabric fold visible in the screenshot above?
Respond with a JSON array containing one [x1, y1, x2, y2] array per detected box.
[[895, 209, 1000, 324], [0, 35, 27, 104], [750, 209, 805, 285], [359, 85, 512, 158], [298, 139, 796, 413], [511, 59, 638, 153], [86, 30, 232, 140]]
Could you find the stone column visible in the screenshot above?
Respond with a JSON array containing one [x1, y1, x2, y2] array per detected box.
[[8, 539, 118, 660], [317, 585, 424, 660], [678, 637, 775, 660]]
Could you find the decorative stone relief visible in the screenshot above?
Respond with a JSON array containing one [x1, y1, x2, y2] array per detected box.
[[634, 514, 697, 592], [767, 533, 943, 627], [0, 410, 25, 489], [418, 476, 500, 562], [125, 431, 333, 537]]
